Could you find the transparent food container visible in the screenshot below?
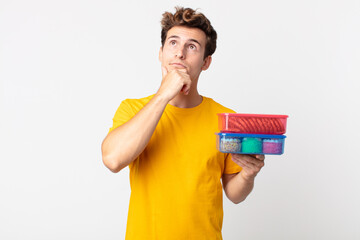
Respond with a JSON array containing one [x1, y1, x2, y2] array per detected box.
[[216, 133, 286, 155], [218, 113, 288, 135]]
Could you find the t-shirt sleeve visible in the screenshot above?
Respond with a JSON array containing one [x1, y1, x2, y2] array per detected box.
[[223, 153, 242, 174], [108, 99, 135, 133]]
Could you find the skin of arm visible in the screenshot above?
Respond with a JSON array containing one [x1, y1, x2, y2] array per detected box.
[[101, 68, 191, 173], [222, 154, 265, 204]]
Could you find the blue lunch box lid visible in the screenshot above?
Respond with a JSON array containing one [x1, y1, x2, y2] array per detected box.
[[215, 132, 286, 139]]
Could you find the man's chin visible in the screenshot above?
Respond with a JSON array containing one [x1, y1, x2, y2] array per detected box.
[[169, 66, 188, 73]]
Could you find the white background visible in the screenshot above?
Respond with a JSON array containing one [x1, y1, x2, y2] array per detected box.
[[1, 0, 360, 239]]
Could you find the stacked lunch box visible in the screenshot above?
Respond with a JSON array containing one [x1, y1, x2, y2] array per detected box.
[[216, 113, 288, 155]]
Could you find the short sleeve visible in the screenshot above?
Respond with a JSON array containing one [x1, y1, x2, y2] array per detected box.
[[223, 153, 242, 174], [108, 100, 135, 133]]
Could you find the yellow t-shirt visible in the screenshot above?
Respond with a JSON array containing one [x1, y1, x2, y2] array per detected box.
[[109, 95, 242, 240]]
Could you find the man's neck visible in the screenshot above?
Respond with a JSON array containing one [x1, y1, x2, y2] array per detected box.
[[168, 91, 203, 108]]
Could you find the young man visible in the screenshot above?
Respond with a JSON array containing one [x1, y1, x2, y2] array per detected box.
[[101, 7, 265, 240]]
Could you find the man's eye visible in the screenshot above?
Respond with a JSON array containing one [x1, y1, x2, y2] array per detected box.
[[189, 45, 196, 50], [170, 41, 176, 45]]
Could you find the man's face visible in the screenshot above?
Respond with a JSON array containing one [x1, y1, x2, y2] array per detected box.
[[159, 26, 212, 82]]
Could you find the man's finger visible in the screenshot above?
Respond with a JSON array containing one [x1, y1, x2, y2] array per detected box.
[[178, 68, 188, 73], [237, 158, 251, 167], [255, 154, 265, 161], [181, 79, 192, 95], [249, 154, 265, 161]]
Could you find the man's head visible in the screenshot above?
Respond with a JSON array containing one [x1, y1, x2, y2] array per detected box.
[[161, 7, 217, 60], [159, 7, 216, 83]]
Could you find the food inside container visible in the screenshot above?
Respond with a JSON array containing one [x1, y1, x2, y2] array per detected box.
[[216, 133, 286, 155], [218, 113, 288, 135]]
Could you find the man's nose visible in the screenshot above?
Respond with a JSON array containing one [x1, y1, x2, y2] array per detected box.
[[175, 46, 186, 59]]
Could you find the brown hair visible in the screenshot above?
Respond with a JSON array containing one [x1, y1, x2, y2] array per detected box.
[[161, 7, 217, 59]]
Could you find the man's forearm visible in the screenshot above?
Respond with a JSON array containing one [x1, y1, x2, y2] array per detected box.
[[101, 94, 169, 172], [223, 172, 255, 204]]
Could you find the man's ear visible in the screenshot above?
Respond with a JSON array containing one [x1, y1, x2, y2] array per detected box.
[[201, 55, 212, 71], [159, 47, 163, 62]]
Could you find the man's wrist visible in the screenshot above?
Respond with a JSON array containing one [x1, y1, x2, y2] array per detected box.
[[240, 171, 256, 183], [153, 92, 171, 105]]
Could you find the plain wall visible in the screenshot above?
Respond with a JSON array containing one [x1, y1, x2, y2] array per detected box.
[[1, 0, 359, 239]]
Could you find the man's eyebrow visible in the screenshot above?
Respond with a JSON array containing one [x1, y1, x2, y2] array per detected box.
[[167, 35, 202, 46]]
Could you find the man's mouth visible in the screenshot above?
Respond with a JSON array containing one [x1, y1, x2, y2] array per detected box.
[[169, 63, 186, 68]]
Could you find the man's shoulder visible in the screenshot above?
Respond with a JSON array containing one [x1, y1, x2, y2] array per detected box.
[[203, 96, 236, 114]]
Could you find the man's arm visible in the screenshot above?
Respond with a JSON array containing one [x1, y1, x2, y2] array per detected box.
[[222, 154, 265, 204], [101, 67, 191, 173], [101, 94, 168, 173]]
